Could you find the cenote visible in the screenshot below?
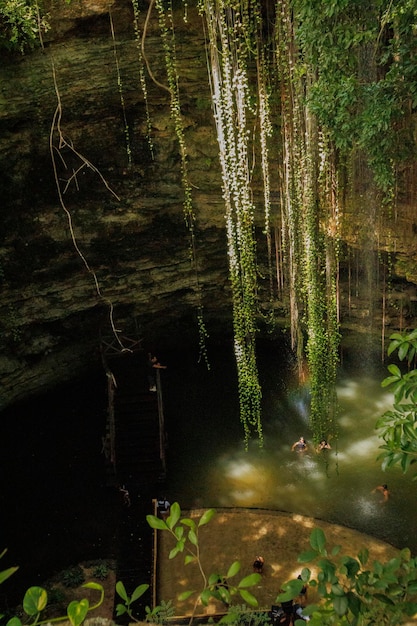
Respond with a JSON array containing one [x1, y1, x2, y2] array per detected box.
[[2, 337, 417, 609]]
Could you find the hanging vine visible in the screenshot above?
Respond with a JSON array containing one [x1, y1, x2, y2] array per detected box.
[[201, 0, 264, 447], [275, 0, 340, 442]]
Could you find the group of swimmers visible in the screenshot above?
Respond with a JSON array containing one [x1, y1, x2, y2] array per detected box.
[[291, 436, 391, 503], [291, 436, 331, 453]]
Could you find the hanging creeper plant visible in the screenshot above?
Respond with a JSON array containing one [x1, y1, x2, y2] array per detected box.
[[154, 0, 210, 368], [202, 0, 264, 447], [275, 0, 340, 443]]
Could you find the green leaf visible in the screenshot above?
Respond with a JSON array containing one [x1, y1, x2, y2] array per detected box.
[[227, 561, 241, 578], [82, 582, 104, 610], [387, 363, 402, 376], [238, 573, 261, 588], [333, 594, 348, 616], [167, 502, 181, 529], [201, 588, 214, 605], [184, 555, 196, 565], [198, 508, 216, 527], [67, 599, 89, 626], [238, 589, 258, 607], [0, 566, 18, 585], [115, 581, 128, 602], [310, 528, 326, 553], [181, 518, 197, 531], [23, 587, 48, 615], [115, 604, 127, 617], [146, 515, 167, 530], [188, 529, 198, 546], [178, 590, 195, 601], [169, 546, 180, 559], [6, 618, 22, 626], [298, 549, 318, 563], [131, 584, 149, 603]]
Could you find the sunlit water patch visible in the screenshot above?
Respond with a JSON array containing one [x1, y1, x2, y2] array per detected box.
[[165, 355, 417, 552]]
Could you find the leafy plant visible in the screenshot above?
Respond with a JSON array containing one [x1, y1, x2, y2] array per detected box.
[[144, 599, 175, 624], [0, 0, 49, 53], [220, 604, 271, 626], [61, 566, 86, 589], [376, 330, 417, 478], [277, 528, 417, 625], [146, 502, 261, 624], [114, 581, 149, 622], [6, 582, 104, 626], [91, 563, 109, 581]]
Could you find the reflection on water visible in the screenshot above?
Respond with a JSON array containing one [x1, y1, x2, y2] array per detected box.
[[164, 344, 417, 553]]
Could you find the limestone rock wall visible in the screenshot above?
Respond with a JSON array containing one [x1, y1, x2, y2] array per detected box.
[[1, 0, 417, 409]]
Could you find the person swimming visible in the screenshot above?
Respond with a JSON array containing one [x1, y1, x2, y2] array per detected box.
[[372, 483, 390, 502], [317, 439, 331, 452], [291, 436, 308, 452]]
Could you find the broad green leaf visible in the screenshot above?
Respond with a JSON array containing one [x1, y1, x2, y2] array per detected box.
[[227, 561, 241, 578], [188, 529, 198, 546], [116, 581, 128, 601], [331, 583, 345, 596], [333, 594, 348, 616], [67, 598, 89, 626], [276, 590, 293, 602], [169, 546, 180, 559], [6, 618, 22, 626], [174, 525, 184, 540], [198, 508, 216, 527], [387, 363, 401, 376], [347, 591, 361, 616], [23, 587, 48, 615], [146, 515, 167, 530], [178, 590, 195, 601], [298, 549, 318, 563], [181, 518, 197, 531], [167, 502, 181, 529], [0, 566, 18, 585], [131, 583, 149, 603], [200, 588, 212, 605], [310, 528, 326, 553], [238, 589, 258, 607], [218, 586, 231, 604], [238, 573, 261, 588], [398, 343, 409, 361]]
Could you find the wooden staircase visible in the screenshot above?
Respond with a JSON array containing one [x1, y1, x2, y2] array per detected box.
[[101, 347, 167, 619]]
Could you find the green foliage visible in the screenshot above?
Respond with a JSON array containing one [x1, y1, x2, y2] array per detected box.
[[145, 599, 175, 624], [219, 604, 271, 626], [5, 582, 104, 626], [292, 0, 417, 194], [377, 330, 417, 478], [278, 528, 417, 625], [0, 0, 49, 53], [0, 548, 18, 587], [61, 565, 85, 589], [202, 0, 264, 447], [91, 562, 109, 581], [115, 581, 149, 622], [146, 502, 261, 622]]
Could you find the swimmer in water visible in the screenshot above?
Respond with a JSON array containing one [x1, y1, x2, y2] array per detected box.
[[316, 439, 331, 452], [291, 436, 308, 452], [372, 483, 390, 502]]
